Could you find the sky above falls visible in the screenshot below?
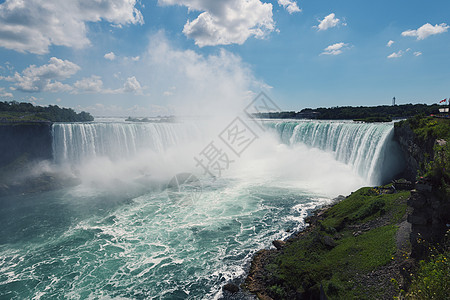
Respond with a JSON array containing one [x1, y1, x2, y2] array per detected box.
[[0, 0, 449, 116]]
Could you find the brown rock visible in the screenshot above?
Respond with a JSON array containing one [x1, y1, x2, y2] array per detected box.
[[272, 240, 286, 250]]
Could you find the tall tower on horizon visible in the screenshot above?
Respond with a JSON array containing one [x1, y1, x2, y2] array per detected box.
[[392, 97, 396, 106]]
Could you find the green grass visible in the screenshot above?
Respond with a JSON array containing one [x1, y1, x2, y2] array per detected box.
[[320, 187, 409, 229], [263, 187, 410, 299]]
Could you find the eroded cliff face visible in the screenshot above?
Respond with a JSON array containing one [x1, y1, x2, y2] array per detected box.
[[394, 120, 450, 258], [394, 121, 435, 182], [0, 123, 53, 168]]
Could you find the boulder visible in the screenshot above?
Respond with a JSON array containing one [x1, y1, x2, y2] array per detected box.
[[272, 240, 286, 250], [322, 235, 336, 248], [223, 283, 239, 293]]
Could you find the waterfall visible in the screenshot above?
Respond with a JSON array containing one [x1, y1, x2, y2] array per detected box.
[[51, 120, 404, 185], [52, 122, 201, 164], [265, 120, 404, 185]]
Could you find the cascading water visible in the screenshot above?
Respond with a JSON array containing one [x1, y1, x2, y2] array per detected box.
[[52, 122, 202, 164], [0, 118, 405, 299], [265, 120, 404, 185]]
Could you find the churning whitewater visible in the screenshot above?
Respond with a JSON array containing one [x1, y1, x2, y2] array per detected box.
[[0, 119, 404, 299]]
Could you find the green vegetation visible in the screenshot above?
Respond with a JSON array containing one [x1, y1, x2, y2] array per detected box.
[[254, 103, 440, 121], [353, 116, 392, 123], [404, 116, 450, 142], [396, 116, 450, 189], [407, 231, 450, 299], [423, 143, 450, 187], [0, 100, 93, 122], [262, 187, 410, 299]]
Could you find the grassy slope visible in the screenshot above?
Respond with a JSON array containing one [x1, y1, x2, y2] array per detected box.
[[253, 117, 450, 300], [257, 187, 410, 299]]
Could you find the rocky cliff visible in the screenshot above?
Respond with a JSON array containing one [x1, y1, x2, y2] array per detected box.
[[394, 120, 435, 182], [0, 123, 53, 169], [394, 118, 450, 258]]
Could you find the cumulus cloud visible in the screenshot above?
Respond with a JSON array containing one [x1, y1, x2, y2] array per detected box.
[[1, 57, 80, 92], [414, 51, 422, 56], [0, 87, 13, 98], [401, 23, 449, 40], [0, 0, 143, 54], [1, 57, 144, 95], [73, 75, 143, 94], [277, 0, 301, 14], [321, 42, 349, 55], [104, 52, 116, 61], [316, 13, 345, 31], [121, 76, 143, 94], [136, 32, 265, 116], [74, 75, 104, 93], [387, 40, 394, 47], [158, 0, 274, 47], [387, 50, 403, 59]]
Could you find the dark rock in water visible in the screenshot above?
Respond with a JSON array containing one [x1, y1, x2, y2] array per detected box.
[[272, 240, 286, 250], [223, 283, 239, 293]]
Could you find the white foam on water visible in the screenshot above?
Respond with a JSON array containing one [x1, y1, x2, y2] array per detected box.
[[0, 119, 405, 299]]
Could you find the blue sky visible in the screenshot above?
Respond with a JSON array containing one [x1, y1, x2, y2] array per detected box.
[[0, 0, 449, 116]]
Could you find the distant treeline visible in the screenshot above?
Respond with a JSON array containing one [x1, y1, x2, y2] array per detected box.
[[0, 101, 94, 122], [254, 103, 441, 121]]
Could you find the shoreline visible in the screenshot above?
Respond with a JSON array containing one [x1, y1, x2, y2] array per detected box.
[[242, 200, 344, 299], [224, 185, 415, 299], [219, 196, 343, 299]]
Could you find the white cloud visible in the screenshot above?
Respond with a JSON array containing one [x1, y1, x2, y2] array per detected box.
[[0, 0, 143, 54], [121, 76, 143, 94], [131, 56, 140, 61], [387, 50, 403, 59], [74, 75, 104, 93], [277, 0, 301, 14], [45, 81, 74, 93], [104, 52, 116, 61], [316, 13, 345, 31], [158, 0, 274, 47], [414, 51, 422, 56], [163, 86, 176, 96], [0, 87, 13, 98], [1, 57, 80, 92], [135, 32, 266, 116], [73, 75, 143, 94], [321, 42, 349, 55], [402, 23, 449, 40], [387, 40, 394, 47]]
